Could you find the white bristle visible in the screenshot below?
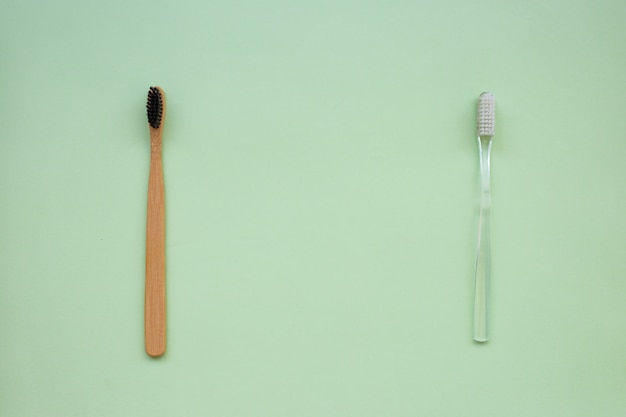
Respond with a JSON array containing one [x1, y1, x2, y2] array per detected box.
[[476, 92, 495, 136]]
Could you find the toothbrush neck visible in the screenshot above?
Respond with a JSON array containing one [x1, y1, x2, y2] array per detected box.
[[478, 136, 493, 198], [150, 129, 163, 153]]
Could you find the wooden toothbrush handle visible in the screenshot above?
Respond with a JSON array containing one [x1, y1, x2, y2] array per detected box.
[[145, 134, 166, 357]]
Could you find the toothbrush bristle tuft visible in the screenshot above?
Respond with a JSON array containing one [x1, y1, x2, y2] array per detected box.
[[147, 87, 163, 129], [477, 92, 495, 136]]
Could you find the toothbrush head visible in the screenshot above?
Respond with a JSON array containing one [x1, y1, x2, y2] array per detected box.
[[476, 92, 495, 137], [147, 86, 164, 129]]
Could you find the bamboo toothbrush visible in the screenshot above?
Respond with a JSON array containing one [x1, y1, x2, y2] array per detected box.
[[474, 92, 495, 343], [145, 86, 166, 357]]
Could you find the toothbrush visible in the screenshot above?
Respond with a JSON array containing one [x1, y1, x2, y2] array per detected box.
[[474, 92, 495, 343], [145, 86, 166, 357]]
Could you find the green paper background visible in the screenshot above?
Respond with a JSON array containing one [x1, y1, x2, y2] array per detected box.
[[1, 0, 625, 415]]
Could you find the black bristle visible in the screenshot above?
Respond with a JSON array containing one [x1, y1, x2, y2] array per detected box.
[[146, 87, 163, 129]]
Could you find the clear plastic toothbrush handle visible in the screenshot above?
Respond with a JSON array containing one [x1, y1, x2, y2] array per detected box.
[[474, 136, 492, 342]]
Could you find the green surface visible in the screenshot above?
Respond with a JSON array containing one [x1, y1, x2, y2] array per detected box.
[[1, 0, 626, 415]]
